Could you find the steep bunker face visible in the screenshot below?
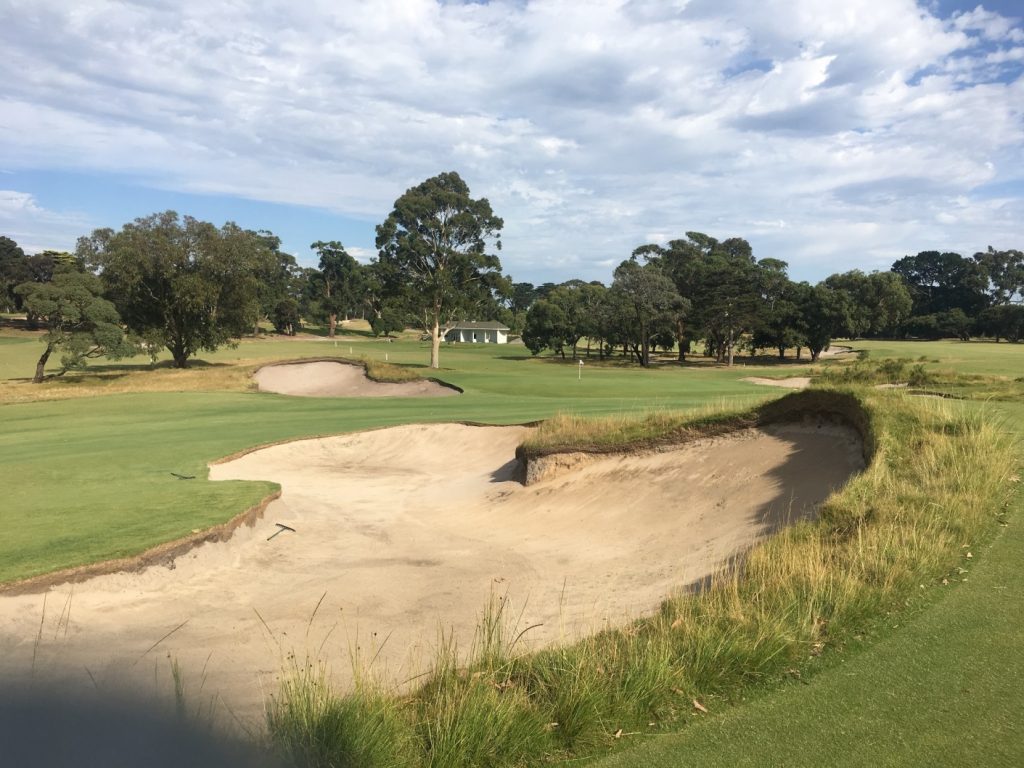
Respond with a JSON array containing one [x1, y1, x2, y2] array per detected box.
[[253, 360, 458, 397], [0, 421, 863, 726]]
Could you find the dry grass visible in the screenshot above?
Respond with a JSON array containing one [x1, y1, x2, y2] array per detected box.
[[0, 362, 259, 404]]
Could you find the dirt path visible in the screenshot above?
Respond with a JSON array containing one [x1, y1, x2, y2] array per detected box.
[[254, 360, 457, 397], [0, 423, 863, 729]]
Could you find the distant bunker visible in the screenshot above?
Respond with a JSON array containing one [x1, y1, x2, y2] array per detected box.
[[254, 360, 458, 398], [0, 395, 867, 724]]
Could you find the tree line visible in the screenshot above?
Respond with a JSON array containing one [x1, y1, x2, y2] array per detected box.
[[0, 173, 509, 379], [519, 236, 1023, 366], [1, 170, 1022, 381]]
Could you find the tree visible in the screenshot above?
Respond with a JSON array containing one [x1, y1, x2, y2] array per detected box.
[[369, 306, 405, 338], [79, 211, 268, 368], [797, 283, 847, 361], [637, 232, 761, 365], [824, 270, 913, 337], [271, 297, 301, 336], [0, 235, 27, 311], [251, 231, 300, 335], [974, 246, 1024, 305], [16, 266, 132, 382], [891, 251, 988, 319], [507, 282, 538, 333], [310, 240, 361, 337], [375, 172, 503, 369], [610, 259, 688, 367], [522, 297, 572, 357], [976, 305, 1024, 342]]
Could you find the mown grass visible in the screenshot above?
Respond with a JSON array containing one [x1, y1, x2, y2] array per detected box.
[[265, 388, 1018, 768]]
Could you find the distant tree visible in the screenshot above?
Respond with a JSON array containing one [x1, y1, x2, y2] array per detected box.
[[16, 266, 133, 382], [797, 283, 846, 362], [375, 172, 503, 369], [752, 281, 805, 359], [78, 211, 268, 368], [507, 282, 538, 333], [251, 231, 300, 335], [891, 251, 989, 319], [369, 306, 405, 338], [271, 297, 301, 336], [637, 232, 760, 365], [610, 259, 688, 367], [976, 305, 1024, 342], [522, 298, 572, 357], [310, 240, 361, 337], [0, 235, 27, 311], [824, 270, 913, 337], [973, 246, 1024, 305]]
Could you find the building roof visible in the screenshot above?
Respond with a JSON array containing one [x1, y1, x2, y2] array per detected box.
[[448, 321, 510, 331]]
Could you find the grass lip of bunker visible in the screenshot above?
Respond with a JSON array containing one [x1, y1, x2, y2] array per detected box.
[[252, 358, 461, 398]]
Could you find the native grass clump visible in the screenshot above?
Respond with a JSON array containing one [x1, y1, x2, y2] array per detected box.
[[267, 387, 1018, 768], [817, 355, 1024, 401]]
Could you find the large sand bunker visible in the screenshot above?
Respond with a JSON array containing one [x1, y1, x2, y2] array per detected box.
[[0, 421, 863, 727], [254, 360, 458, 397]]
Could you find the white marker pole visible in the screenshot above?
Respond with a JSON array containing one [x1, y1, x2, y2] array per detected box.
[[578, 359, 584, 380], [385, 353, 389, 362]]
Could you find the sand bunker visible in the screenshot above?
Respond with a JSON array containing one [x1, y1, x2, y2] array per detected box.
[[0, 422, 863, 727], [742, 376, 812, 389], [254, 360, 458, 397]]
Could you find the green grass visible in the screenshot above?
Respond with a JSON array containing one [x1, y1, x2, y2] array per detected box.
[[848, 338, 1024, 377]]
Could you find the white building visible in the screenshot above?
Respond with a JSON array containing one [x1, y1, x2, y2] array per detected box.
[[444, 321, 510, 344]]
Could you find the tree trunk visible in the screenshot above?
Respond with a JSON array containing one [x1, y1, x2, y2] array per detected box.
[[811, 349, 821, 362], [169, 340, 189, 368], [430, 316, 441, 369], [33, 343, 53, 383], [778, 345, 786, 359], [329, 313, 337, 338]]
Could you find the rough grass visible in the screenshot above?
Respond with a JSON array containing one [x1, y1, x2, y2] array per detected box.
[[816, 355, 1024, 402], [267, 388, 1018, 767]]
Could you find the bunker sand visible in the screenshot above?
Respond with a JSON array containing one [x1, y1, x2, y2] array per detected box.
[[254, 360, 457, 397], [0, 422, 863, 727]]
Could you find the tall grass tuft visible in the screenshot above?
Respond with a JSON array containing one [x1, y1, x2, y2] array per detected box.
[[267, 659, 413, 768]]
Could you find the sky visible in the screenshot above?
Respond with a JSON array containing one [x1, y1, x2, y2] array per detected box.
[[1, 0, 1022, 285]]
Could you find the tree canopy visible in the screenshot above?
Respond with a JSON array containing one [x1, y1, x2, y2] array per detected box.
[[16, 265, 132, 382], [78, 211, 270, 367], [375, 171, 504, 369]]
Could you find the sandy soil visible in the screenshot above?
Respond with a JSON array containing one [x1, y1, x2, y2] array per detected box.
[[0, 422, 863, 729], [741, 376, 812, 389], [254, 361, 458, 397]]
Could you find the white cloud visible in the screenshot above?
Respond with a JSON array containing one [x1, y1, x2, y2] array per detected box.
[[0, 190, 90, 253], [0, 0, 1021, 283]]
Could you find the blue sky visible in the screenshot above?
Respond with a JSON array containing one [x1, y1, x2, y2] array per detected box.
[[1, 0, 1022, 285]]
